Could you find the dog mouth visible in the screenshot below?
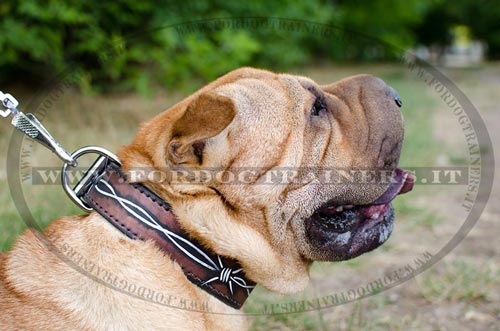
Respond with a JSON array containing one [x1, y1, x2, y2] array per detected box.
[[304, 168, 414, 261]]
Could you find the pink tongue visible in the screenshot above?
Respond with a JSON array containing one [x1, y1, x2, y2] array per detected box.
[[371, 168, 414, 205]]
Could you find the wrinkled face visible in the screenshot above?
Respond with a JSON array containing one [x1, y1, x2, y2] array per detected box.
[[120, 68, 413, 289]]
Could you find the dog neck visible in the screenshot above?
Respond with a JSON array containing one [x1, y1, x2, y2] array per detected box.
[[78, 161, 255, 310]]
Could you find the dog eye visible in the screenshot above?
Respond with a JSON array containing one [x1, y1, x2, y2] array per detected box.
[[311, 98, 327, 116]]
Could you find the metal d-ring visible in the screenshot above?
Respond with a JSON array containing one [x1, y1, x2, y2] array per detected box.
[[62, 146, 121, 212]]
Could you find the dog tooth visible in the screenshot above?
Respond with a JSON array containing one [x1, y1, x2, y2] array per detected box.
[[336, 206, 344, 212]]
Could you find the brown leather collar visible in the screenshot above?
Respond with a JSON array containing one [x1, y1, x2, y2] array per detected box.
[[76, 160, 255, 309]]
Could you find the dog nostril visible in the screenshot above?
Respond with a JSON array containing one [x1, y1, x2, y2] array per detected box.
[[388, 86, 402, 108], [394, 97, 402, 108]]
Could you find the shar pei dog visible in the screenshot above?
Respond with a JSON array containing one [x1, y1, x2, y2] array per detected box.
[[0, 68, 413, 330]]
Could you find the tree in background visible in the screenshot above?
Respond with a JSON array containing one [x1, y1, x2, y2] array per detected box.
[[326, 0, 429, 61], [0, 0, 495, 92], [414, 0, 500, 59], [450, 0, 500, 59]]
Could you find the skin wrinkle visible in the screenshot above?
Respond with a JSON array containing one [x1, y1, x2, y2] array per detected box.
[[385, 140, 402, 168], [222, 153, 237, 183], [210, 187, 237, 213], [275, 203, 301, 245], [296, 92, 312, 182], [360, 88, 372, 154], [251, 129, 293, 185], [258, 77, 307, 198], [259, 207, 276, 250], [377, 135, 388, 167], [324, 92, 351, 160], [318, 115, 333, 165], [300, 83, 333, 188]]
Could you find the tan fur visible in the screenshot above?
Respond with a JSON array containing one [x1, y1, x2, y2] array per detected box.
[[0, 67, 404, 330]]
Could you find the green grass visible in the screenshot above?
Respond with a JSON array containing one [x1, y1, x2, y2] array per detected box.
[[245, 286, 330, 331], [418, 260, 500, 303], [247, 295, 426, 331], [340, 300, 424, 331], [392, 195, 443, 230]]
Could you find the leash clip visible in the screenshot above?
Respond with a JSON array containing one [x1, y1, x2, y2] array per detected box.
[[0, 90, 76, 166], [2, 90, 122, 213], [1, 91, 19, 117]]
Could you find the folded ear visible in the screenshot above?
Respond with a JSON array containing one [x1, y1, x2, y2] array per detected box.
[[168, 92, 236, 165]]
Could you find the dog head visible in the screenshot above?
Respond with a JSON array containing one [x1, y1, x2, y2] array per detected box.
[[118, 67, 413, 293]]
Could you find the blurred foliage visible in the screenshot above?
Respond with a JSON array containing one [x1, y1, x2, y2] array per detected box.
[[0, 0, 496, 92], [414, 0, 500, 59], [328, 0, 428, 61]]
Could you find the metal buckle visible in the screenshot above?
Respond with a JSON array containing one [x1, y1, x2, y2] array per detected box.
[[1, 90, 76, 166], [62, 146, 121, 212], [12, 112, 76, 166]]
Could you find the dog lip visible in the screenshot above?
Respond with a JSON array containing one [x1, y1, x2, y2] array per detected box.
[[304, 203, 395, 261], [313, 168, 413, 216], [314, 168, 413, 214], [305, 168, 415, 261], [370, 168, 414, 205], [348, 204, 394, 256], [304, 168, 414, 261], [313, 202, 390, 234]]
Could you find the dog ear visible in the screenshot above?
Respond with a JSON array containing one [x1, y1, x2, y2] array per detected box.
[[168, 92, 236, 165]]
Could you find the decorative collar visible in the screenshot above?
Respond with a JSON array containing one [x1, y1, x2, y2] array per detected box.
[[77, 160, 255, 309]]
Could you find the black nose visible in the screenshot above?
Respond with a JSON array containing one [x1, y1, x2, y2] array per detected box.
[[388, 86, 402, 108]]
